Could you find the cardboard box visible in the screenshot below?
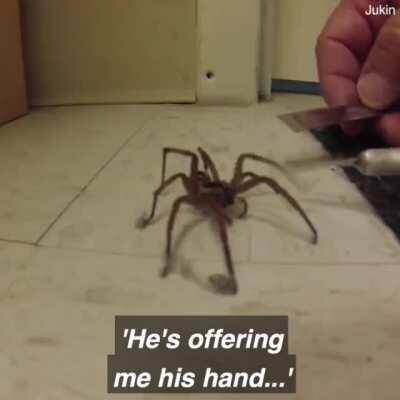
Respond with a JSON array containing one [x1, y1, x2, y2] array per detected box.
[[0, 0, 28, 125]]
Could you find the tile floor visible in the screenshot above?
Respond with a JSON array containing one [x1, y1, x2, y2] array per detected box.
[[1, 94, 400, 399]]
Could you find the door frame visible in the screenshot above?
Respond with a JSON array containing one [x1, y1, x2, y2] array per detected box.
[[259, 0, 274, 100], [196, 0, 272, 105]]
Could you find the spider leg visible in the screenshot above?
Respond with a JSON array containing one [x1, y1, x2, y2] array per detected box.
[[208, 204, 238, 295], [224, 214, 233, 225], [237, 197, 248, 219], [231, 153, 295, 188], [161, 148, 200, 186], [238, 172, 318, 244], [160, 195, 192, 278], [197, 147, 220, 181], [136, 173, 189, 228]]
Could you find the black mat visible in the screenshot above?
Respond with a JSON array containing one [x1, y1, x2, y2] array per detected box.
[[311, 126, 400, 241]]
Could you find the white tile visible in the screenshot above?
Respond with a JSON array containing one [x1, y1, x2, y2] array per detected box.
[[0, 105, 161, 242], [1, 246, 400, 399], [2, 94, 400, 400], [42, 100, 399, 264], [249, 192, 399, 264], [0, 242, 36, 292]]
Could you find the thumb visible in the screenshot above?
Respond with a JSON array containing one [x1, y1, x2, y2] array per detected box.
[[357, 13, 400, 110]]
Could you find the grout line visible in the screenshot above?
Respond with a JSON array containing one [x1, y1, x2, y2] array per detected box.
[[38, 243, 400, 266], [34, 114, 159, 246], [247, 227, 252, 262], [0, 238, 36, 246], [35, 192, 89, 246], [39, 243, 148, 258]]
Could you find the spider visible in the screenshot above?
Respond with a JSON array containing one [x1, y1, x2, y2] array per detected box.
[[136, 147, 318, 295]]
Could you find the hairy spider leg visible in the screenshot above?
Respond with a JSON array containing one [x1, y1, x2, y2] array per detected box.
[[237, 197, 248, 218], [197, 147, 220, 181], [140, 173, 189, 226], [208, 203, 238, 294], [231, 153, 296, 187], [238, 172, 318, 244], [160, 195, 192, 278], [161, 148, 200, 190]]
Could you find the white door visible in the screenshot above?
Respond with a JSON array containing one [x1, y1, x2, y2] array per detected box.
[[22, 0, 197, 105], [22, 0, 262, 106]]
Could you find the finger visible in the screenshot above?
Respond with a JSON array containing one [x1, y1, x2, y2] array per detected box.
[[320, 41, 364, 136], [316, 1, 376, 135], [317, 0, 399, 104], [317, 1, 399, 135], [316, 1, 377, 107], [375, 112, 400, 145], [358, 12, 400, 109]]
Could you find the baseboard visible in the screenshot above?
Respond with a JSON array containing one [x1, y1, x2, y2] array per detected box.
[[272, 79, 321, 95]]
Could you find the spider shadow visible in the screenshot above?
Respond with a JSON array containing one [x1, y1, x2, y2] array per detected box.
[[246, 208, 315, 244], [166, 210, 230, 295], [303, 197, 371, 216], [166, 200, 315, 292], [136, 210, 169, 228]]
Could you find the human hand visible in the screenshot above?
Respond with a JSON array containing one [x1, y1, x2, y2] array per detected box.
[[316, 0, 400, 145]]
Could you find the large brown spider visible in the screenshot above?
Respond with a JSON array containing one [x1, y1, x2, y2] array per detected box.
[[136, 147, 318, 295]]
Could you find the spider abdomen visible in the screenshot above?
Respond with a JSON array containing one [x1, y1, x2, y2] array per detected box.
[[200, 180, 235, 208], [222, 187, 235, 207]]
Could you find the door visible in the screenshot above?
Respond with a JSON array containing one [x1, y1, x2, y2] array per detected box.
[[0, 0, 27, 124], [21, 0, 197, 105], [21, 0, 262, 106]]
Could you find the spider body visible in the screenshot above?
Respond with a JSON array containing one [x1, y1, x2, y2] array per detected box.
[[136, 147, 318, 295], [201, 180, 235, 207]]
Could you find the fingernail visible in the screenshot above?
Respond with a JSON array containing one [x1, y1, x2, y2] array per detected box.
[[357, 72, 400, 110]]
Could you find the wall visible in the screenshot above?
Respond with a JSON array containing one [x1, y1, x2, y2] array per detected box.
[[273, 0, 339, 82]]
